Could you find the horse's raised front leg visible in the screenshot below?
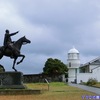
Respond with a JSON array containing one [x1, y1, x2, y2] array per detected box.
[[17, 54, 25, 65], [12, 58, 17, 72]]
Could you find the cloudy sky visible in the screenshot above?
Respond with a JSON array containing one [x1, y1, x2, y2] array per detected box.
[[0, 0, 100, 74]]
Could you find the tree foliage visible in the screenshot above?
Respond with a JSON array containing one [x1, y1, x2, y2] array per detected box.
[[43, 58, 68, 75], [0, 64, 5, 72]]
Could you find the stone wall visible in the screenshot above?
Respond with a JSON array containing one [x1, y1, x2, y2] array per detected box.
[[23, 74, 63, 83]]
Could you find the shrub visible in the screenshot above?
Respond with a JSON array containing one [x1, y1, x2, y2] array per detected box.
[[86, 78, 98, 86]]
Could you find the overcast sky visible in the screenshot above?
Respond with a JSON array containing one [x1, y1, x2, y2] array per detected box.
[[0, 0, 100, 74]]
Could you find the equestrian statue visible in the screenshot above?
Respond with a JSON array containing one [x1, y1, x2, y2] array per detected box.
[[0, 29, 31, 71]]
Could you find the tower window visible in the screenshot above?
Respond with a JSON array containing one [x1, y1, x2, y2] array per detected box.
[[69, 62, 71, 67]]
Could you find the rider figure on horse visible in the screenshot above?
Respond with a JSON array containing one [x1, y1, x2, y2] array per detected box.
[[3, 29, 19, 58]]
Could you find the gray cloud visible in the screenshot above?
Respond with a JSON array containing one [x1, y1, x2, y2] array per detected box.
[[0, 0, 100, 74]]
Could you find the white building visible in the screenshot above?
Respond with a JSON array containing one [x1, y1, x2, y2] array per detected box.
[[67, 47, 100, 84], [67, 47, 80, 83]]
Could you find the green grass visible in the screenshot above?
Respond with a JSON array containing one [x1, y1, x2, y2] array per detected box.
[[82, 82, 100, 88], [0, 82, 97, 100], [92, 82, 100, 87]]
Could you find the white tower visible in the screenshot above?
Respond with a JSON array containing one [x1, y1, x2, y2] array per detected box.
[[67, 47, 80, 83]]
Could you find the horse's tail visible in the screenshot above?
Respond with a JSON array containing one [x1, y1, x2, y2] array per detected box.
[[0, 46, 4, 59]]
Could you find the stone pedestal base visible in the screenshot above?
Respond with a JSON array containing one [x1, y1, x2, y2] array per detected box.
[[0, 72, 25, 89]]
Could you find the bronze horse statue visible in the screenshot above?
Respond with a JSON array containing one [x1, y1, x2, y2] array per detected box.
[[0, 36, 31, 71]]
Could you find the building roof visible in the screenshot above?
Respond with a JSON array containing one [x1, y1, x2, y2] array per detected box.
[[68, 47, 79, 54], [80, 56, 100, 68]]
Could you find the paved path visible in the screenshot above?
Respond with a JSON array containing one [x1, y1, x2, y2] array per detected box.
[[69, 83, 100, 95]]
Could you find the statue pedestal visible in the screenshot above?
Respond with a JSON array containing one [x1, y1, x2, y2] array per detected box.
[[0, 72, 25, 89]]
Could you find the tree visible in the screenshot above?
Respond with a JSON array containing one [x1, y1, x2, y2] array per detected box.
[[43, 58, 68, 75], [0, 64, 5, 72]]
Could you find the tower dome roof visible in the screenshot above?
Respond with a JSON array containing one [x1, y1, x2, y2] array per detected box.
[[68, 47, 79, 53]]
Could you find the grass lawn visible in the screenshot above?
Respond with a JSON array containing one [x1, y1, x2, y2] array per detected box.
[[0, 82, 97, 100], [92, 83, 100, 88]]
